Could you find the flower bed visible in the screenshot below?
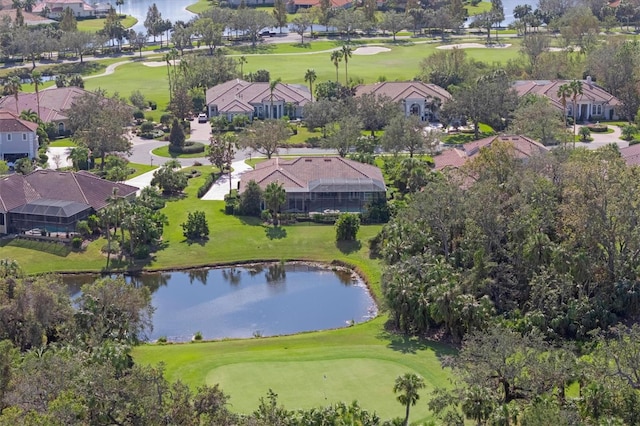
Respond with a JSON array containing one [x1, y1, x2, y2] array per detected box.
[[587, 123, 608, 132]]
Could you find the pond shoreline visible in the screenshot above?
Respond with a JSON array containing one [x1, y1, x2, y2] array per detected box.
[[52, 258, 381, 304]]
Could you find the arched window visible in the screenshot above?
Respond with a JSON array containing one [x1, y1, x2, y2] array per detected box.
[[410, 103, 420, 116]]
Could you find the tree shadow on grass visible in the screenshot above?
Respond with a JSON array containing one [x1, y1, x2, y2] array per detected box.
[[265, 226, 287, 240], [233, 44, 277, 54], [183, 237, 209, 246], [377, 322, 457, 358], [336, 239, 362, 254]]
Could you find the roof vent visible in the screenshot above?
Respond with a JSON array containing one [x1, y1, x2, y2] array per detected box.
[[324, 158, 332, 162], [305, 159, 312, 162]]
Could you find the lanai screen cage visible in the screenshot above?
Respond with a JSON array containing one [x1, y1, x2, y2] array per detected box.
[[285, 178, 386, 213], [9, 199, 92, 234]]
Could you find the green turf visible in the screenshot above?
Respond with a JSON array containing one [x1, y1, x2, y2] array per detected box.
[[186, 0, 212, 14], [127, 163, 157, 178], [133, 316, 454, 423], [77, 16, 137, 33], [48, 138, 77, 147]]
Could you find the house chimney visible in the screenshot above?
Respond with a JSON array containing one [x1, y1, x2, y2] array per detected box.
[[586, 76, 593, 88]]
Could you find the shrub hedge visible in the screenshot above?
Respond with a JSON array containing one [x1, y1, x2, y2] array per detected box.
[[168, 142, 205, 154], [197, 173, 216, 198]]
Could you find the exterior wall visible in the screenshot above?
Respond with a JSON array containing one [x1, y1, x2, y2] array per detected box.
[[566, 102, 618, 121], [0, 131, 38, 160], [400, 98, 441, 122], [46, 1, 95, 18]]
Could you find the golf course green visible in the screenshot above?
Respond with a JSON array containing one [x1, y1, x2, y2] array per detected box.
[[133, 317, 455, 423]]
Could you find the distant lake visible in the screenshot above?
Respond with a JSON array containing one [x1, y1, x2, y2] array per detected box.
[[121, 0, 523, 35], [65, 263, 377, 342], [119, 0, 196, 34]]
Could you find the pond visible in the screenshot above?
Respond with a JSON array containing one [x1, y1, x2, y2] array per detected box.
[[120, 0, 521, 35], [120, 0, 196, 34], [65, 263, 377, 342]]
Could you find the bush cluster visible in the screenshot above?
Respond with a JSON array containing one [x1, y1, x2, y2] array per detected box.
[[168, 142, 205, 154]]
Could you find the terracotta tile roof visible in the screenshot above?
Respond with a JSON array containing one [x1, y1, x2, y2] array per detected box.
[[0, 111, 38, 133], [206, 79, 311, 114], [0, 170, 137, 213], [240, 156, 385, 193], [355, 81, 452, 103], [0, 174, 39, 213], [434, 135, 549, 171], [620, 144, 640, 166], [0, 87, 90, 124], [0, 9, 55, 25], [513, 80, 621, 111]]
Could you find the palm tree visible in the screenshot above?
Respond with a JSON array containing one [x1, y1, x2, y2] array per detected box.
[[164, 48, 179, 102], [330, 50, 343, 82], [30, 71, 42, 119], [556, 83, 572, 149], [19, 109, 38, 123], [67, 146, 90, 170], [341, 45, 353, 83], [4, 76, 21, 115], [393, 373, 425, 426], [264, 181, 286, 226], [304, 69, 317, 102], [269, 78, 281, 119], [238, 55, 247, 78], [116, 0, 124, 15], [569, 79, 583, 147]]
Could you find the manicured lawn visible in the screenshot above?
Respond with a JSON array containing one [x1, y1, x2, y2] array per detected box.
[[84, 61, 170, 122], [133, 316, 454, 423], [186, 0, 212, 14], [466, 1, 492, 15], [49, 138, 77, 147], [77, 16, 138, 33], [128, 163, 157, 178]]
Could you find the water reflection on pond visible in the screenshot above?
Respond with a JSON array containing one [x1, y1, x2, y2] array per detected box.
[[66, 263, 377, 342]]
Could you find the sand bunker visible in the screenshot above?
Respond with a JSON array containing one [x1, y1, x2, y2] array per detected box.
[[352, 46, 391, 55], [143, 60, 181, 67], [437, 43, 512, 50]]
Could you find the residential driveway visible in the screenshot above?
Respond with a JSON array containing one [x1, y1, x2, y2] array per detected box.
[[200, 160, 253, 200], [188, 119, 211, 143], [47, 146, 73, 169], [124, 169, 156, 194], [573, 124, 629, 150]]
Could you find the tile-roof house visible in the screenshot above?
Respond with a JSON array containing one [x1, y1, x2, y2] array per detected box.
[[355, 81, 452, 122], [206, 79, 311, 122], [0, 9, 56, 25], [240, 156, 386, 213], [0, 170, 137, 234], [513, 78, 621, 121], [0, 111, 39, 164], [32, 0, 97, 18], [620, 144, 640, 166], [287, 0, 353, 13], [0, 87, 91, 136], [434, 135, 549, 171]]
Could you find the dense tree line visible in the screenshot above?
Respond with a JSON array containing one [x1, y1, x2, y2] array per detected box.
[[375, 143, 640, 342]]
